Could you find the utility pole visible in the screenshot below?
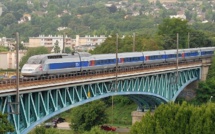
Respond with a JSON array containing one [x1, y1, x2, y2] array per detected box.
[[63, 33, 65, 53], [115, 33, 119, 91], [112, 33, 119, 126], [15, 32, 20, 114], [133, 33, 135, 52], [16, 32, 20, 114], [176, 33, 179, 83], [188, 32, 190, 48]]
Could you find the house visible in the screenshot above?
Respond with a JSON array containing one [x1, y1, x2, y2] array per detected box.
[[0, 37, 15, 50], [18, 13, 31, 24], [0, 51, 26, 69]]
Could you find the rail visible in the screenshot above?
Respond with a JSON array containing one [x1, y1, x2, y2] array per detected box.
[[0, 61, 202, 91]]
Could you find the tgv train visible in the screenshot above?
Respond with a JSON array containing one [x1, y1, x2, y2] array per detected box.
[[21, 47, 215, 77]]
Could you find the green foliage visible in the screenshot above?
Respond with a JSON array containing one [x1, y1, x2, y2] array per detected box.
[[19, 46, 49, 69], [54, 40, 61, 53], [157, 18, 190, 49], [0, 46, 8, 52], [70, 100, 108, 132], [90, 34, 162, 54], [105, 96, 136, 126], [83, 126, 114, 134], [188, 30, 215, 48], [65, 47, 72, 54], [130, 102, 215, 134], [29, 127, 74, 134], [194, 57, 215, 104], [34, 126, 46, 134], [0, 112, 14, 134]]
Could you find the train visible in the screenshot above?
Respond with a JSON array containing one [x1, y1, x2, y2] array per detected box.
[[21, 47, 215, 77]]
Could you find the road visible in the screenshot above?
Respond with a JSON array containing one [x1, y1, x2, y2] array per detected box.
[[57, 122, 130, 133]]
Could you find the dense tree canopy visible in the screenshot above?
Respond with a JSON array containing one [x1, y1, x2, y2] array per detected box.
[[70, 100, 108, 133], [90, 34, 162, 54], [194, 57, 215, 104], [157, 18, 190, 49], [0, 112, 14, 133], [130, 102, 215, 134]]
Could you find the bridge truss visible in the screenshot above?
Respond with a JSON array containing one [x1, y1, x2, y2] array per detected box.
[[0, 67, 200, 134]]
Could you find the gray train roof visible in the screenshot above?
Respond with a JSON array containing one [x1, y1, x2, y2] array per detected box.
[[29, 53, 69, 59], [29, 52, 91, 60]]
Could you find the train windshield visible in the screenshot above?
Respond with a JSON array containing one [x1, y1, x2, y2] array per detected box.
[[27, 58, 42, 64]]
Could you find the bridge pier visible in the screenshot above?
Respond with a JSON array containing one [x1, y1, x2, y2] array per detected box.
[[131, 111, 144, 125], [178, 81, 198, 100], [131, 110, 154, 125], [201, 58, 212, 81]]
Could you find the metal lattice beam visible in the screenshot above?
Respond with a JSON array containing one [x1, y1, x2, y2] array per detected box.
[[0, 67, 200, 134]]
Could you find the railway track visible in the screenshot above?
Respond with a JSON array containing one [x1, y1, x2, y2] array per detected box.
[[0, 62, 202, 90]]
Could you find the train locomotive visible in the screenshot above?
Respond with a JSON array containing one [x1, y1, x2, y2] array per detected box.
[[21, 47, 215, 77]]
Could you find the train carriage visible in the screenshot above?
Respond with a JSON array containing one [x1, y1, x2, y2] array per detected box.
[[142, 51, 165, 65], [200, 47, 215, 58], [164, 49, 185, 63], [21, 47, 215, 78], [117, 52, 144, 68]]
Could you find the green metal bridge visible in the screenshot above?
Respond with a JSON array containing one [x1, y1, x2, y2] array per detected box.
[[0, 64, 204, 134]]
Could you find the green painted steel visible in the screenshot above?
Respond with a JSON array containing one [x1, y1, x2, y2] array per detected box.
[[0, 67, 200, 134]]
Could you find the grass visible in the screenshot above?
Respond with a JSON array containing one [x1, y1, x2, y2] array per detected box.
[[106, 102, 136, 127]]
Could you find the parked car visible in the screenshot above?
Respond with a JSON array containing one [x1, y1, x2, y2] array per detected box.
[[44, 122, 57, 128], [101, 125, 116, 131]]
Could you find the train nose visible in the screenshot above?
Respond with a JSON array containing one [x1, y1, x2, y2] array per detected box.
[[21, 64, 41, 76]]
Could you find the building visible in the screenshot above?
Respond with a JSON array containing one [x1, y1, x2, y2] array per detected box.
[[75, 35, 106, 46], [170, 14, 186, 20], [0, 51, 25, 70], [28, 35, 107, 52], [28, 35, 75, 52], [0, 37, 15, 50]]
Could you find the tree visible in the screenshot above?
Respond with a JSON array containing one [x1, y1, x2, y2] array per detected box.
[[54, 40, 61, 53], [157, 18, 190, 49], [194, 57, 215, 104], [83, 126, 113, 134], [0, 46, 8, 52], [0, 112, 14, 133], [90, 34, 162, 54], [108, 5, 117, 13], [65, 47, 72, 54], [19, 46, 49, 69], [130, 102, 215, 134], [70, 100, 108, 133], [0, 13, 16, 26], [188, 30, 214, 48]]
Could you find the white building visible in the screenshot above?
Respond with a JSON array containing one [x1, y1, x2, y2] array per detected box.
[[28, 35, 107, 52], [170, 14, 186, 20], [28, 35, 75, 52], [0, 51, 25, 69]]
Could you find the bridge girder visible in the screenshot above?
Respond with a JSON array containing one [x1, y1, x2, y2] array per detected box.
[[0, 67, 200, 134]]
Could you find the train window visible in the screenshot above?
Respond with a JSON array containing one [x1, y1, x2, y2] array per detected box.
[[27, 58, 42, 64], [48, 55, 63, 59]]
